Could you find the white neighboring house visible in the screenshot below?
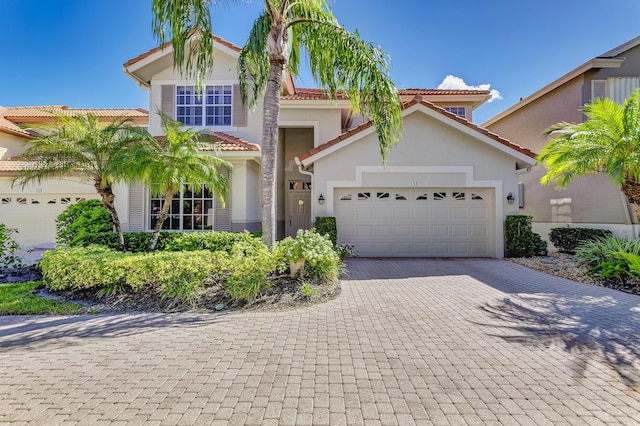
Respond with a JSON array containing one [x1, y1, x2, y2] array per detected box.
[[0, 34, 537, 257]]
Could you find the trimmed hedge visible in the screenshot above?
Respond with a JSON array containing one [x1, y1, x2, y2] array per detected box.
[[314, 216, 338, 246], [505, 215, 535, 257], [548, 227, 613, 254]]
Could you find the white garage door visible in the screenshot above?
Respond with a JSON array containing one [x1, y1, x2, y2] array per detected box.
[[334, 188, 494, 257], [0, 194, 97, 247]]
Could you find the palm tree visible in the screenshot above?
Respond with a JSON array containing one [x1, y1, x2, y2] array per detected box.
[[152, 0, 403, 248], [152, 0, 236, 89], [539, 88, 640, 217], [122, 113, 231, 250], [13, 114, 150, 251]]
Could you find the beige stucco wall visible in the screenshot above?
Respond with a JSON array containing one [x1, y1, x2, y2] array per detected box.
[[147, 47, 264, 145], [486, 75, 633, 227], [310, 110, 525, 257], [0, 133, 29, 159], [279, 107, 342, 145]]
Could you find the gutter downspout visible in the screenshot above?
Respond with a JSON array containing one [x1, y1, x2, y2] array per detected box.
[[296, 157, 315, 222]]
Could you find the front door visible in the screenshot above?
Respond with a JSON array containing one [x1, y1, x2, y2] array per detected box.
[[287, 184, 312, 238]]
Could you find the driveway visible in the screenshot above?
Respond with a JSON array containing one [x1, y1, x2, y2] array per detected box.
[[1, 258, 640, 425]]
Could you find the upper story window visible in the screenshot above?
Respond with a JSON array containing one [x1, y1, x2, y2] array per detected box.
[[176, 85, 232, 126], [443, 107, 466, 119]]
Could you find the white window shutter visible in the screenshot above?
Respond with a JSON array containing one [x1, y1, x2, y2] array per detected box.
[[591, 80, 606, 101], [129, 183, 145, 231], [161, 85, 175, 119], [232, 84, 248, 127]]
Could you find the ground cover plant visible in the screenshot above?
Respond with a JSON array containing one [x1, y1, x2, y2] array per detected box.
[[0, 282, 87, 315], [38, 229, 343, 313]]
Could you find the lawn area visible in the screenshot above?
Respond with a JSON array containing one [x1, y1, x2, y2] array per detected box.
[[0, 282, 88, 315]]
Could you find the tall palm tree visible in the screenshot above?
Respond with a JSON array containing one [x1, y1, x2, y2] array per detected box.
[[152, 0, 403, 248], [152, 0, 235, 89], [121, 113, 231, 250], [539, 88, 640, 217], [13, 114, 150, 251]]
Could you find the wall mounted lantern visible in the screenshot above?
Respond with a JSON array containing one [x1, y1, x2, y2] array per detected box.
[[318, 193, 325, 205], [506, 192, 515, 204]]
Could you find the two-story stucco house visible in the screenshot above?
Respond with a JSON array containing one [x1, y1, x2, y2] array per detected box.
[[122, 35, 535, 258], [1, 34, 536, 258], [483, 35, 640, 240]]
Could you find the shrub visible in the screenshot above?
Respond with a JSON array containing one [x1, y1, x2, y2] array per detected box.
[[56, 200, 116, 247], [123, 231, 176, 252], [532, 233, 548, 256], [574, 235, 640, 267], [504, 215, 535, 257], [40, 246, 124, 291], [41, 246, 230, 306], [314, 216, 337, 246], [163, 231, 258, 254], [277, 229, 342, 280], [549, 227, 613, 254], [225, 239, 277, 302], [0, 224, 26, 269]]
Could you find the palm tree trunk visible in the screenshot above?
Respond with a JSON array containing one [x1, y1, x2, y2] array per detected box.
[[94, 178, 125, 251], [149, 188, 175, 251], [261, 24, 287, 249]]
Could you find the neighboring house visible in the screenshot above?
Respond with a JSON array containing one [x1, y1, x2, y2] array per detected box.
[[0, 34, 536, 258], [122, 35, 535, 258], [483, 35, 640, 240], [0, 106, 149, 249]]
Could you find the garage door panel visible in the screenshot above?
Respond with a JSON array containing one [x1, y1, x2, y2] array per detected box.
[[470, 207, 488, 219], [451, 225, 469, 237], [413, 225, 430, 237], [335, 187, 493, 257], [395, 224, 411, 237], [432, 208, 449, 219], [470, 225, 488, 237], [450, 207, 468, 219], [432, 225, 450, 237]]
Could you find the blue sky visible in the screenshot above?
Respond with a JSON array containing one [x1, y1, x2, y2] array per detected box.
[[1, 0, 639, 124]]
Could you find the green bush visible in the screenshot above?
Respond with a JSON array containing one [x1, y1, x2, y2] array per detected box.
[[40, 246, 230, 305], [549, 227, 613, 254], [277, 229, 342, 280], [123, 231, 176, 252], [224, 239, 277, 302], [533, 233, 548, 256], [163, 231, 258, 254], [574, 235, 640, 267], [56, 200, 116, 247], [0, 224, 26, 269], [504, 215, 535, 258], [314, 216, 337, 246]]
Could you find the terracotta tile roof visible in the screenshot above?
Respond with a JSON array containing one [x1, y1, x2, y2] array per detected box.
[[123, 34, 242, 68], [0, 160, 36, 172], [3, 106, 149, 119], [281, 88, 349, 101], [154, 132, 259, 152], [0, 116, 30, 138], [298, 95, 536, 163], [399, 88, 490, 96], [282, 88, 490, 101]]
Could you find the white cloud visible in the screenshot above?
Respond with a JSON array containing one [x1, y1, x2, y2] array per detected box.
[[437, 75, 503, 103]]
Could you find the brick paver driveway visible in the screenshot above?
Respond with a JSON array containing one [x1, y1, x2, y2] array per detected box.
[[2, 258, 640, 425]]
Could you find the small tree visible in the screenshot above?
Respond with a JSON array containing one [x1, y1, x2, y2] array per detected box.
[[13, 114, 151, 251], [120, 113, 231, 250]]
